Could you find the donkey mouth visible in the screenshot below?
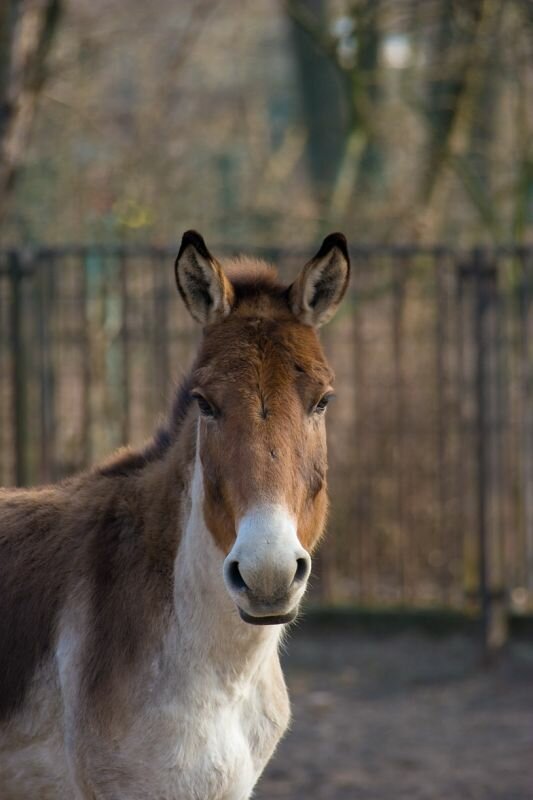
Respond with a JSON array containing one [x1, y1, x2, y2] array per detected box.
[[238, 608, 297, 626]]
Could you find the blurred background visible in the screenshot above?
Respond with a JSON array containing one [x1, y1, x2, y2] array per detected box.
[[1, 1, 533, 797]]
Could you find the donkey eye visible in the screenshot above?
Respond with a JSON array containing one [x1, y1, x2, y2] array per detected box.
[[192, 392, 216, 419], [314, 393, 334, 415]]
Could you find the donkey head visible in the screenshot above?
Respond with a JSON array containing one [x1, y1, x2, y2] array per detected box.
[[176, 231, 349, 624]]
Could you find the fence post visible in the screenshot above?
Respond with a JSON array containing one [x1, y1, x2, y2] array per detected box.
[[473, 249, 507, 656], [9, 251, 29, 486], [521, 252, 533, 592], [36, 253, 56, 482]]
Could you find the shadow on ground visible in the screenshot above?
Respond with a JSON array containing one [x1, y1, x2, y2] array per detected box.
[[255, 625, 533, 800]]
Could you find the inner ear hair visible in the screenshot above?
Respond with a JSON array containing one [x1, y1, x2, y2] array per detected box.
[[290, 232, 350, 327], [175, 230, 234, 324], [182, 251, 214, 310], [306, 251, 344, 309]]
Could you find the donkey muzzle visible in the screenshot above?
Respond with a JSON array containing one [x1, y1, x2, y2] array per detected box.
[[223, 504, 311, 625]]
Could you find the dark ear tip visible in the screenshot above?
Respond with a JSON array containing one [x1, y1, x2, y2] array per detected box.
[[316, 232, 349, 262], [177, 230, 211, 261]]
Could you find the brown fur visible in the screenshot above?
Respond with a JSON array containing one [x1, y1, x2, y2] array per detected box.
[[0, 248, 346, 723], [196, 308, 332, 553]]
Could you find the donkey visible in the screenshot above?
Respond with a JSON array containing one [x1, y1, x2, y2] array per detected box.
[[0, 230, 350, 800]]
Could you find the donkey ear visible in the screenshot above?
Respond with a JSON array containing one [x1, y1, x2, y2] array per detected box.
[[175, 230, 234, 324], [289, 233, 350, 327]]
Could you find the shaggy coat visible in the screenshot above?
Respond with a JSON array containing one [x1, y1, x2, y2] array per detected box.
[[0, 231, 349, 800]]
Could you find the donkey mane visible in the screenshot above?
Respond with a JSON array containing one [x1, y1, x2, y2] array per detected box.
[[223, 256, 285, 299]]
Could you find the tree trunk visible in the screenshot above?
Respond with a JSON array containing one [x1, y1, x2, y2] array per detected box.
[[0, 0, 62, 226], [286, 0, 346, 204]]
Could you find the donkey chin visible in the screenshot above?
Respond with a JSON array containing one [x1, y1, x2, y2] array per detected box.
[[223, 504, 312, 626]]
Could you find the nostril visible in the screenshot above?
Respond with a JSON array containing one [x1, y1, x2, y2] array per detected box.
[[227, 560, 248, 592], [293, 557, 310, 585]]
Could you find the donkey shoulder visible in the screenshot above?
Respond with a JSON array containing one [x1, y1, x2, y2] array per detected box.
[[0, 485, 74, 722]]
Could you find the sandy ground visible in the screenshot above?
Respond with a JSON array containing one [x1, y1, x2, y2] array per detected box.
[[255, 626, 533, 800]]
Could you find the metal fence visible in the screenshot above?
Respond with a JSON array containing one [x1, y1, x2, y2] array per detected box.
[[1, 245, 532, 626]]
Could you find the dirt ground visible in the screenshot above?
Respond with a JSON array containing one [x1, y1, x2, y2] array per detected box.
[[254, 626, 533, 800]]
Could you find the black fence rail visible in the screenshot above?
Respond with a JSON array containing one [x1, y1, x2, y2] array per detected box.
[[1, 245, 532, 635]]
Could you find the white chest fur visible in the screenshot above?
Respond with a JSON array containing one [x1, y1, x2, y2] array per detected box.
[[95, 655, 289, 800]]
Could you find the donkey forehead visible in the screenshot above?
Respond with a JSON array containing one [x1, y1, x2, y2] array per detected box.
[[194, 318, 333, 390]]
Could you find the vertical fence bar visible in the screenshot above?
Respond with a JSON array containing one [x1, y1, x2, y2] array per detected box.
[[9, 251, 29, 486], [474, 249, 507, 655], [521, 252, 533, 591], [392, 252, 407, 601], [474, 250, 490, 651], [36, 254, 56, 482], [458, 259, 481, 610], [119, 251, 131, 446], [434, 252, 451, 602], [448, 255, 465, 606], [153, 250, 170, 405], [80, 253, 92, 468], [456, 260, 469, 601]]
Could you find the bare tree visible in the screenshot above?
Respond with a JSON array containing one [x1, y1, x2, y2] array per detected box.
[[0, 0, 62, 224]]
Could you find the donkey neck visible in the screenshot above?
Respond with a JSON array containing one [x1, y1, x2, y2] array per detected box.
[[172, 424, 282, 689]]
